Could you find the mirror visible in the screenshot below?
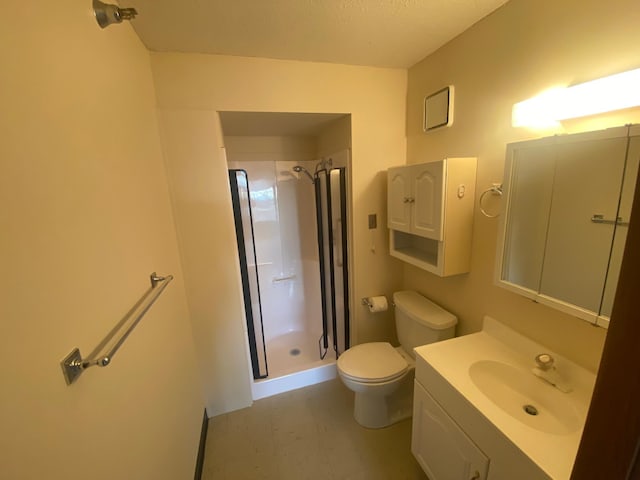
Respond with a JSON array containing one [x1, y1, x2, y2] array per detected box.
[[496, 125, 640, 328]]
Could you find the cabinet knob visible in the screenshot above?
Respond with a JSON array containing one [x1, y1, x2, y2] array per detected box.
[[470, 471, 480, 480], [403, 197, 415, 204]]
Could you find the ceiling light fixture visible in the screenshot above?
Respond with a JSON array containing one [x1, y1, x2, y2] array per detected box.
[[512, 68, 640, 127]]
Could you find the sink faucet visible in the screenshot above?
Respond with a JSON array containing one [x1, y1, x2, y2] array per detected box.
[[535, 353, 555, 371], [532, 353, 572, 393]]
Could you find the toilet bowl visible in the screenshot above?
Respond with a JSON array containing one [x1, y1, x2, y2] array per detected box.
[[338, 342, 415, 428], [337, 291, 457, 428]]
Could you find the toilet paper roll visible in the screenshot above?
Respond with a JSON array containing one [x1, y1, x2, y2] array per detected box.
[[366, 295, 388, 313]]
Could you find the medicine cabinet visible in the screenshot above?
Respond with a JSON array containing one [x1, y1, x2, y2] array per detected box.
[[388, 158, 477, 276], [496, 125, 640, 328]]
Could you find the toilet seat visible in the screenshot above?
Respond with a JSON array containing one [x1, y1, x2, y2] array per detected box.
[[337, 342, 408, 383]]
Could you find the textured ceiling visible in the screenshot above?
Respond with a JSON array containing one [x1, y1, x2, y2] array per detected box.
[[125, 0, 509, 68]]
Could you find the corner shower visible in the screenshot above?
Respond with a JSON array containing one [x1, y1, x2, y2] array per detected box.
[[228, 154, 350, 398]]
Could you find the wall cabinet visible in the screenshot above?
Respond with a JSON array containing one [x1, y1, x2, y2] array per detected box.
[[496, 125, 640, 328], [413, 381, 489, 480], [387, 158, 476, 276], [388, 161, 444, 239]]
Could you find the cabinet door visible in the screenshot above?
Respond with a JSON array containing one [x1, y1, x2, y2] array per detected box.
[[538, 135, 627, 313], [411, 162, 444, 240], [412, 381, 489, 480], [600, 133, 640, 319], [388, 166, 412, 232]]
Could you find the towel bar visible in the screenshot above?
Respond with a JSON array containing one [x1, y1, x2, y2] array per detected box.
[[60, 272, 173, 385]]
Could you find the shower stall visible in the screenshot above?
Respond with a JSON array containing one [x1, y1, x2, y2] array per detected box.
[[228, 155, 350, 398]]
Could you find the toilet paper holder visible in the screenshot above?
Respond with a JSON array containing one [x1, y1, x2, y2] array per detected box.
[[361, 296, 391, 313], [361, 297, 374, 307], [361, 297, 394, 307]]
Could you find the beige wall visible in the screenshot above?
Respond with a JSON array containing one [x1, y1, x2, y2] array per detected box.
[[405, 0, 640, 372], [225, 136, 317, 161], [0, 2, 203, 478], [152, 54, 407, 414], [317, 116, 352, 158]]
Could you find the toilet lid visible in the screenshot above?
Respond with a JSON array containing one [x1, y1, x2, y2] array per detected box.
[[337, 342, 408, 383]]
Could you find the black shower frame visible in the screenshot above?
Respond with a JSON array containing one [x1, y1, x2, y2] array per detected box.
[[315, 167, 350, 358], [228, 169, 269, 380]]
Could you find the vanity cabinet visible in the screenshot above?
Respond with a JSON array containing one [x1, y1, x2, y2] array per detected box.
[[413, 381, 489, 480], [412, 340, 553, 480], [388, 158, 476, 276]]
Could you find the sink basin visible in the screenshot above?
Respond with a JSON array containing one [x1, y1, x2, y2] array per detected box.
[[468, 360, 581, 435]]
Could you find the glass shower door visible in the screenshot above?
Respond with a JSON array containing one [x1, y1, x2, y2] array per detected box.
[[315, 167, 350, 358], [229, 169, 268, 379]]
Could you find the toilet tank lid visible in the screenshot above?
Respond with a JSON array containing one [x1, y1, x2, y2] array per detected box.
[[393, 291, 457, 330]]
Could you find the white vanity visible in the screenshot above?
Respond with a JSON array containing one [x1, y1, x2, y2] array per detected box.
[[411, 317, 596, 480]]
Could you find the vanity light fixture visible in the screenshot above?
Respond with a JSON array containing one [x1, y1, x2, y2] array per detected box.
[[512, 68, 640, 127]]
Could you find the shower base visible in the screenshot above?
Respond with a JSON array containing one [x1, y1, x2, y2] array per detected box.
[[251, 330, 336, 400]]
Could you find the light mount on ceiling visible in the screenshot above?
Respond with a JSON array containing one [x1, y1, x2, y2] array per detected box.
[[93, 0, 138, 29]]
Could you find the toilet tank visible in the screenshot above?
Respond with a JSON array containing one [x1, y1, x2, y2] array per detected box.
[[393, 291, 457, 358]]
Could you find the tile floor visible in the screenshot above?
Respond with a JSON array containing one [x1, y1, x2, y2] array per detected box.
[[202, 378, 428, 480]]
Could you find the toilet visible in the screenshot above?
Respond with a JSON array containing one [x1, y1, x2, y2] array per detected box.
[[337, 290, 457, 428]]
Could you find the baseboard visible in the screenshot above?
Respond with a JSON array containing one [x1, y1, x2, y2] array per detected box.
[[194, 409, 208, 480]]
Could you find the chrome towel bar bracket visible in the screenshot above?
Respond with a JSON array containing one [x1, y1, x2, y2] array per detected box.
[[60, 272, 173, 385]]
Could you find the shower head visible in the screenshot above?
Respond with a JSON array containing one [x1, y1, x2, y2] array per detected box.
[[292, 166, 315, 183]]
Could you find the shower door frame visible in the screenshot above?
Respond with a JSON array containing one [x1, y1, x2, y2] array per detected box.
[[228, 169, 269, 380], [315, 166, 350, 359], [230, 163, 351, 381]]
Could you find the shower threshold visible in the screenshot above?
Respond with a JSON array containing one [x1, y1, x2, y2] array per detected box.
[[251, 361, 336, 400]]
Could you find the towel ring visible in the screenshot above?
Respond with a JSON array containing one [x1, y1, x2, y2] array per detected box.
[[479, 184, 503, 218]]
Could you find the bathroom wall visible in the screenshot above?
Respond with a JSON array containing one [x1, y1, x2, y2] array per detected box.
[[0, 1, 204, 479], [404, 0, 640, 371], [153, 54, 407, 414], [317, 115, 352, 158]]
